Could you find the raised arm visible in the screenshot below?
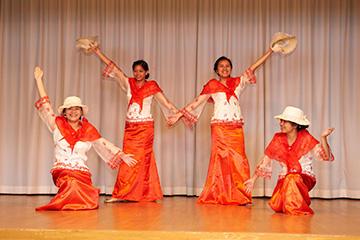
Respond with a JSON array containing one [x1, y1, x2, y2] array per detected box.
[[319, 128, 335, 160], [248, 32, 296, 72], [248, 48, 274, 72], [34, 67, 48, 97], [92, 47, 128, 80], [77, 38, 129, 91], [33, 67, 56, 131]]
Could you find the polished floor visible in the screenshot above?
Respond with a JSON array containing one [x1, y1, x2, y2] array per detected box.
[[0, 195, 359, 239]]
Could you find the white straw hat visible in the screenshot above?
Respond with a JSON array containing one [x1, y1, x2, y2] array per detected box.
[[270, 32, 297, 55], [274, 106, 310, 126], [57, 96, 88, 115]]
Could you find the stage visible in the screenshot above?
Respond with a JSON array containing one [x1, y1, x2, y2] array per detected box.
[[0, 195, 359, 240]]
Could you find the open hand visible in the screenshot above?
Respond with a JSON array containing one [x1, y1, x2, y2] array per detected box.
[[244, 178, 255, 194], [321, 127, 335, 138], [34, 66, 43, 81], [120, 152, 137, 167], [167, 112, 182, 127]]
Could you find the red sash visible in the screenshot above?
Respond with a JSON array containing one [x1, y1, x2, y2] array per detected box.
[[200, 78, 240, 103], [55, 116, 101, 150], [128, 78, 162, 110], [264, 130, 319, 173]]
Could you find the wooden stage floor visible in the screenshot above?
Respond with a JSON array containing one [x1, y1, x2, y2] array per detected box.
[[0, 195, 359, 240]]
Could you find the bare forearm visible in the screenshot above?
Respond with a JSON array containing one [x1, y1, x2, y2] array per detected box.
[[155, 92, 179, 114], [35, 79, 47, 98], [184, 94, 209, 112], [320, 137, 331, 159], [34, 67, 47, 98], [93, 48, 113, 65], [249, 48, 273, 72]]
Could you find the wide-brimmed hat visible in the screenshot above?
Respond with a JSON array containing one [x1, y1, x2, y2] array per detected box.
[[270, 32, 297, 55], [57, 96, 89, 115], [274, 106, 310, 126], [76, 36, 99, 54]]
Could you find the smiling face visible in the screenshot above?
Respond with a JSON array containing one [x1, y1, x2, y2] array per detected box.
[[133, 64, 148, 81], [216, 59, 232, 79], [64, 106, 83, 123]]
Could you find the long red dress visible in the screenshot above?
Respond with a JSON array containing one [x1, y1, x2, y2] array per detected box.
[[111, 78, 164, 201], [35, 96, 126, 210], [181, 69, 256, 205]]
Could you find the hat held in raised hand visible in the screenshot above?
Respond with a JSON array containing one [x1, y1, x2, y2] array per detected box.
[[270, 32, 297, 55], [76, 36, 99, 53]]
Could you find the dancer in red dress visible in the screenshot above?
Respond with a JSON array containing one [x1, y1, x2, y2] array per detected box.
[[245, 106, 334, 215], [33, 67, 136, 210], [77, 38, 180, 202], [168, 33, 297, 205]]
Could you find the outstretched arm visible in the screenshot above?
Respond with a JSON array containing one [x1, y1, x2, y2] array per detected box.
[[170, 94, 210, 127], [248, 35, 288, 72], [154, 92, 181, 126], [244, 155, 272, 194], [92, 46, 128, 81], [34, 67, 48, 98], [93, 138, 137, 168], [77, 38, 129, 91], [248, 48, 274, 72]]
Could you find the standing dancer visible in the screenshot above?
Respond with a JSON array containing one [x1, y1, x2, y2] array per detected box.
[[77, 38, 180, 202], [245, 106, 334, 215], [33, 67, 136, 210], [169, 33, 296, 205]]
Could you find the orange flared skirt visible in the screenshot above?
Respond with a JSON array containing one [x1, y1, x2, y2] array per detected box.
[[112, 121, 163, 201], [269, 173, 316, 215], [36, 169, 99, 211], [198, 122, 252, 205]]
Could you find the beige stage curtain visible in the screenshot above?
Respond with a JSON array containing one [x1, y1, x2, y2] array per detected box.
[[0, 0, 358, 198]]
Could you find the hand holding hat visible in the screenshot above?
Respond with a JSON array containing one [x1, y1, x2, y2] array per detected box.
[[270, 32, 297, 55], [76, 36, 99, 54]]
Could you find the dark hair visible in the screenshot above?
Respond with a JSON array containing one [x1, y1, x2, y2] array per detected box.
[[213, 56, 233, 75], [296, 124, 309, 131], [132, 60, 150, 79], [287, 120, 309, 131]]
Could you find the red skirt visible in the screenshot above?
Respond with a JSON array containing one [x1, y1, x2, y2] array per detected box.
[[198, 123, 252, 205], [112, 121, 163, 201], [269, 173, 316, 215], [36, 169, 99, 211]]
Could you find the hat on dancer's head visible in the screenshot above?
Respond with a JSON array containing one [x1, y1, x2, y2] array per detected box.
[[274, 106, 310, 126], [270, 32, 297, 55], [57, 96, 89, 115]]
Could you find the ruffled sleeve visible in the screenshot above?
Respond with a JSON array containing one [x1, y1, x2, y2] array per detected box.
[[34, 96, 56, 132], [180, 93, 210, 127], [92, 138, 126, 169], [102, 61, 129, 93], [234, 68, 256, 97], [254, 155, 273, 178], [154, 92, 180, 122], [312, 143, 335, 161]]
